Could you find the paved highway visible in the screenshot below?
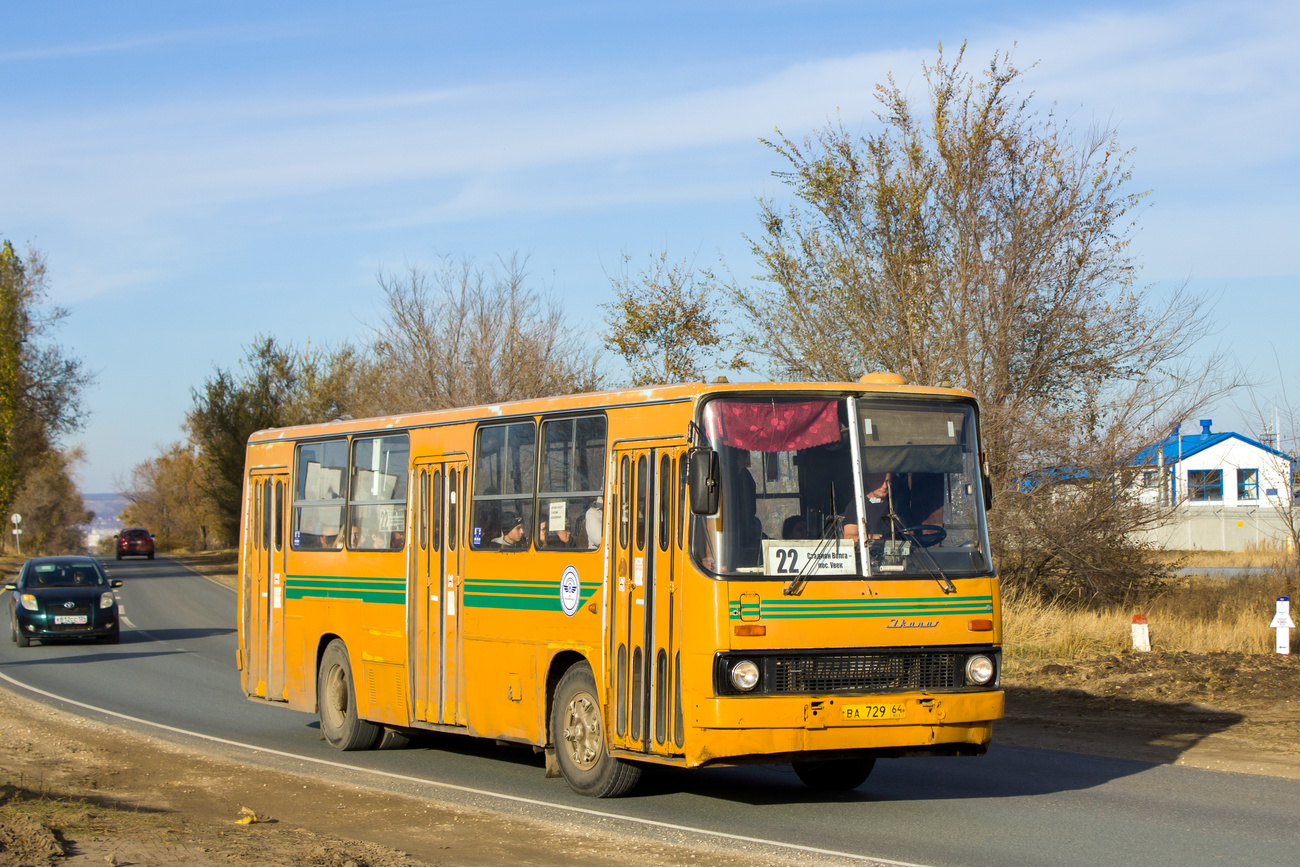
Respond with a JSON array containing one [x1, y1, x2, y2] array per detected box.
[[2, 557, 1297, 866]]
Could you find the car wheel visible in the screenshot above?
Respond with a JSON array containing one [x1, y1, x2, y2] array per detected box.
[[147, 551, 154, 560], [551, 661, 641, 797], [103, 629, 120, 645], [791, 758, 876, 791], [115, 552, 122, 560], [317, 640, 382, 751], [15, 622, 30, 648]]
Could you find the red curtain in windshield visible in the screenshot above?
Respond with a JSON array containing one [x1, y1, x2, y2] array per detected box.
[[710, 400, 840, 452]]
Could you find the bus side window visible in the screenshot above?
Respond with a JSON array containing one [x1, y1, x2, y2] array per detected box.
[[471, 422, 536, 550], [292, 438, 348, 550], [538, 415, 606, 549]]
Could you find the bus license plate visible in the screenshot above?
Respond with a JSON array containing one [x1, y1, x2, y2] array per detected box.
[[842, 702, 906, 721], [54, 615, 88, 625]]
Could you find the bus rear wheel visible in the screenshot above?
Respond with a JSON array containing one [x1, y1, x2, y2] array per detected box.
[[318, 640, 382, 751], [551, 662, 641, 797], [792, 757, 875, 791]]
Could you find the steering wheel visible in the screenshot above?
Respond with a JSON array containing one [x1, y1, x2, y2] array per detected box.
[[902, 524, 947, 548]]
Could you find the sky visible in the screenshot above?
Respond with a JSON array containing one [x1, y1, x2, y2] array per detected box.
[[1, 0, 1297, 494]]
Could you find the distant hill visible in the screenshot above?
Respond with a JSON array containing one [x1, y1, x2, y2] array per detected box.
[[83, 493, 129, 532]]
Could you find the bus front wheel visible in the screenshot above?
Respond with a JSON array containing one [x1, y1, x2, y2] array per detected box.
[[551, 662, 641, 797], [318, 640, 382, 751], [792, 757, 875, 791]]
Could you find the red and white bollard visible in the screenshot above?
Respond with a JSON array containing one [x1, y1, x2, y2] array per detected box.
[[1270, 597, 1295, 655], [1131, 614, 1151, 652]]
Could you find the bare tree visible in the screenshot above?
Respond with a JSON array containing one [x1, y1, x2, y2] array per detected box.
[[1236, 359, 1300, 560], [731, 44, 1235, 601], [601, 252, 746, 387], [365, 255, 604, 415]]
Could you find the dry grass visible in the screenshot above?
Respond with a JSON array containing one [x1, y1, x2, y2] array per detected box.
[[1003, 571, 1297, 670], [1152, 545, 1291, 569]]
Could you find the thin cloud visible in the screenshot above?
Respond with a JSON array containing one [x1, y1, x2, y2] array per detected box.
[[0, 23, 303, 63]]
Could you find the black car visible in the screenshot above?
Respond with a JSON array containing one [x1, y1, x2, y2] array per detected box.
[[6, 556, 123, 646]]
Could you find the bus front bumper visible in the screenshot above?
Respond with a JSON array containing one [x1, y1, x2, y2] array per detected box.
[[682, 689, 1004, 767]]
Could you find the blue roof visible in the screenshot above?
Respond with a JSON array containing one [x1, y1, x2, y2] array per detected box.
[[1135, 429, 1293, 466]]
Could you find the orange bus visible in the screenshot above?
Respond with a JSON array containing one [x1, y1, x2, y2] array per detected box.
[[237, 376, 1002, 796]]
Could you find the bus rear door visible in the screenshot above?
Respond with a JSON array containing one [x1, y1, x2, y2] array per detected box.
[[410, 457, 468, 726], [243, 470, 289, 701]]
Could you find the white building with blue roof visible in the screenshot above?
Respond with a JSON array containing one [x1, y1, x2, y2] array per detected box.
[[1135, 419, 1294, 550]]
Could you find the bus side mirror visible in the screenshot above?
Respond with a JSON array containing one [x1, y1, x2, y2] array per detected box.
[[688, 448, 720, 516]]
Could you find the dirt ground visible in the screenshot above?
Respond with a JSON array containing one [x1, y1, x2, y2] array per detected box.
[[0, 552, 1296, 866]]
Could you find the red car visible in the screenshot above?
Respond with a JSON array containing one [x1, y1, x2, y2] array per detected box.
[[116, 528, 155, 560]]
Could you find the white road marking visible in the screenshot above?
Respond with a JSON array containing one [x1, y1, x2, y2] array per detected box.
[[0, 669, 930, 867]]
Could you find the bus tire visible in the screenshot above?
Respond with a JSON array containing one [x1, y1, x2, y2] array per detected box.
[[318, 640, 382, 751], [378, 726, 413, 749], [792, 757, 875, 791], [551, 662, 641, 798]]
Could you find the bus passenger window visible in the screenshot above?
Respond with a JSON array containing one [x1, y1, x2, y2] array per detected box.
[[471, 422, 535, 550], [292, 438, 348, 550], [538, 416, 606, 549], [348, 435, 410, 551]]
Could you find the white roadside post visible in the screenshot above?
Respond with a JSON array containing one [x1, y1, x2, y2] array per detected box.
[[1270, 597, 1295, 655], [9, 513, 20, 556], [1131, 614, 1151, 652]]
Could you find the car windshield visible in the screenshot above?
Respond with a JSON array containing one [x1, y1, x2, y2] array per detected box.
[[28, 563, 106, 587], [693, 395, 992, 579]]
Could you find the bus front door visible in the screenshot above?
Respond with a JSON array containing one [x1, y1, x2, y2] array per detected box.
[[410, 458, 467, 727], [610, 444, 684, 756]]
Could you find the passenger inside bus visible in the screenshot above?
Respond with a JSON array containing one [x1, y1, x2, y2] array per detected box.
[[538, 519, 574, 548], [782, 514, 809, 540], [493, 513, 527, 548]]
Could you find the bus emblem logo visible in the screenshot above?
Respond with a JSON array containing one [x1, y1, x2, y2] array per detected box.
[[560, 566, 581, 617]]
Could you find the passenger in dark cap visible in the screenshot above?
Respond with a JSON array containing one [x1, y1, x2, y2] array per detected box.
[[493, 512, 527, 548]]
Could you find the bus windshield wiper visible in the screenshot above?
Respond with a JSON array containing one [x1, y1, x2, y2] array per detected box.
[[782, 515, 843, 597], [884, 510, 956, 595]]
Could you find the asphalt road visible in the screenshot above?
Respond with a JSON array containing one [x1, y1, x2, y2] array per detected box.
[[2, 557, 1297, 867]]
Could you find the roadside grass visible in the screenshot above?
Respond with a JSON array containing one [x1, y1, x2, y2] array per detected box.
[[1003, 569, 1297, 671], [1153, 546, 1291, 569]]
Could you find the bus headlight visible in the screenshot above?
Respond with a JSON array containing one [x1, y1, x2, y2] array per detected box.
[[729, 660, 760, 691], [965, 655, 995, 686]]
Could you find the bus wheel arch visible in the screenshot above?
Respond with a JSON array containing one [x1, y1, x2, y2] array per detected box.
[[317, 638, 382, 751], [550, 660, 641, 797]]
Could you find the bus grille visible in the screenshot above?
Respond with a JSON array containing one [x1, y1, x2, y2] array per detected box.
[[769, 652, 962, 693]]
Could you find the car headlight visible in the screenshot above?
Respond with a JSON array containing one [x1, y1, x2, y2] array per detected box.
[[729, 659, 760, 691], [19, 594, 37, 611], [99, 592, 115, 609], [965, 655, 995, 686]]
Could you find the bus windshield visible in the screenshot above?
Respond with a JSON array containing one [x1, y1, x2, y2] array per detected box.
[[694, 395, 992, 579]]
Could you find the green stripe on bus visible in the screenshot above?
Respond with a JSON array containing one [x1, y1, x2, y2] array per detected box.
[[284, 587, 405, 604], [727, 596, 994, 620], [465, 590, 598, 612]]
